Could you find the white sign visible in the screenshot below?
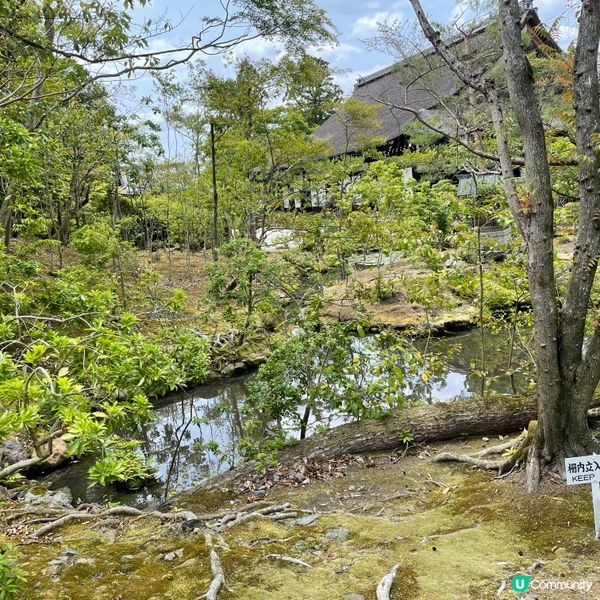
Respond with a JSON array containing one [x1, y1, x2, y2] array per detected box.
[[564, 455, 600, 539], [565, 455, 600, 485]]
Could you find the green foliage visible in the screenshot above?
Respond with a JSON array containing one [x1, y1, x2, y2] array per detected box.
[[0, 117, 39, 184], [483, 280, 518, 312], [279, 54, 342, 128], [88, 444, 155, 488], [243, 322, 430, 454], [0, 248, 211, 487], [205, 238, 280, 336], [0, 545, 26, 600]]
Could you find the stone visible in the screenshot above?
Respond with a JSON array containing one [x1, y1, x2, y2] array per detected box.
[[38, 439, 70, 470], [121, 555, 135, 562], [345, 595, 366, 600], [47, 548, 78, 577], [221, 362, 247, 377], [24, 486, 73, 509], [74, 558, 96, 566], [335, 563, 352, 574], [0, 439, 29, 466], [295, 514, 318, 526], [324, 527, 349, 542], [181, 518, 205, 532], [178, 558, 198, 569], [244, 355, 268, 369], [162, 548, 184, 561]]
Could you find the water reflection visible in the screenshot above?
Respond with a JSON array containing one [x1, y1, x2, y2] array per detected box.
[[47, 328, 530, 507]]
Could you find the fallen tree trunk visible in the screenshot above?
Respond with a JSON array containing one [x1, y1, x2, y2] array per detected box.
[[195, 395, 600, 490]]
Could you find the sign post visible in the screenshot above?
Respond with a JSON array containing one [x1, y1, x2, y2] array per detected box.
[[564, 455, 600, 539]]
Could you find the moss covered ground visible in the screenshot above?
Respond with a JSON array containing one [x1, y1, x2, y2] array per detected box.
[[4, 435, 600, 599]]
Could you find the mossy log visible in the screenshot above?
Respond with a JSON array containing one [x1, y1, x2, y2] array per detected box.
[[197, 395, 600, 490]]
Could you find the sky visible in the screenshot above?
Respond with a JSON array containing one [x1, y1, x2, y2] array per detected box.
[[120, 0, 577, 150]]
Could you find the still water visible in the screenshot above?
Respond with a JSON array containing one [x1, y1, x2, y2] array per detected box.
[[47, 328, 530, 507]]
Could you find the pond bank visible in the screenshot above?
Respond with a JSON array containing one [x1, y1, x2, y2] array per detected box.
[[42, 327, 531, 506]]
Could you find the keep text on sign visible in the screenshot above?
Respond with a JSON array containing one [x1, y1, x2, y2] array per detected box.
[[564, 455, 600, 486]]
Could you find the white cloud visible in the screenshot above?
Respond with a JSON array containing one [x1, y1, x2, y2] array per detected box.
[[557, 24, 578, 46], [312, 42, 361, 64], [229, 37, 285, 62], [333, 70, 359, 94], [352, 10, 404, 38]]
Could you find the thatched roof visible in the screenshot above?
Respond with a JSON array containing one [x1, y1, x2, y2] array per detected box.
[[314, 9, 558, 157]]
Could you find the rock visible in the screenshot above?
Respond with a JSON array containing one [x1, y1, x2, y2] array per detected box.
[[181, 519, 204, 532], [38, 439, 70, 470], [221, 362, 247, 377], [181, 519, 204, 531], [74, 558, 96, 567], [47, 548, 78, 577], [345, 595, 366, 600], [178, 558, 198, 569], [0, 438, 29, 466], [324, 527, 349, 542], [335, 563, 352, 574], [121, 555, 135, 562], [244, 355, 268, 369], [24, 485, 73, 509], [162, 548, 184, 561], [295, 515, 318, 526], [104, 530, 117, 543]]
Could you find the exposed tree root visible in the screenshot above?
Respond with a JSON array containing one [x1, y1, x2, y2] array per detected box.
[[30, 506, 196, 538], [431, 426, 534, 475], [191, 500, 271, 522], [478, 432, 526, 457], [200, 533, 225, 600], [0, 456, 45, 479], [264, 554, 312, 568], [212, 503, 291, 532], [376, 563, 400, 600], [25, 501, 295, 538], [270, 511, 299, 521]]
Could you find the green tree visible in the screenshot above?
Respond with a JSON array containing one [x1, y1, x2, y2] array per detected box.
[[280, 54, 343, 128]]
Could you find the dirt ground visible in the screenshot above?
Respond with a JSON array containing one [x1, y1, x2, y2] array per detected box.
[[322, 263, 477, 331]]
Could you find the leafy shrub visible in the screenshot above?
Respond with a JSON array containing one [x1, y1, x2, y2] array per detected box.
[[484, 281, 518, 312], [88, 444, 156, 488], [0, 544, 26, 600]]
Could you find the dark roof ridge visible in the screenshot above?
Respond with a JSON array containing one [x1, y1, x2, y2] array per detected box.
[[355, 15, 495, 89]]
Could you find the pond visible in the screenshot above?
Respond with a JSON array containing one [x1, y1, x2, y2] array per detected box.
[[45, 327, 531, 507]]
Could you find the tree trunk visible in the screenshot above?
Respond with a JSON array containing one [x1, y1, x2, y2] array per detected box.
[[497, 0, 600, 486], [408, 0, 600, 487], [194, 395, 600, 491], [210, 122, 219, 261]]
